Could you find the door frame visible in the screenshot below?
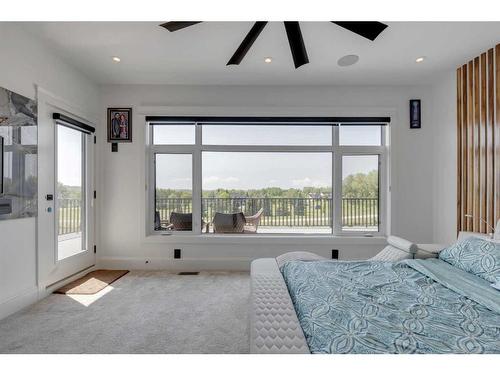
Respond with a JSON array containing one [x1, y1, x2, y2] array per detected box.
[[37, 87, 97, 289]]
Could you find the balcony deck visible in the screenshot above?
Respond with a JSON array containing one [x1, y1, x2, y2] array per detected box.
[[57, 232, 83, 260], [205, 226, 377, 234], [257, 226, 377, 234]]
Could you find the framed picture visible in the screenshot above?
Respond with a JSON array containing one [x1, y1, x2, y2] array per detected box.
[[107, 108, 132, 142], [409, 99, 421, 129]]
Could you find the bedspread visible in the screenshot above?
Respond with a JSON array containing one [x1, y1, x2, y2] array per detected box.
[[281, 259, 500, 353]]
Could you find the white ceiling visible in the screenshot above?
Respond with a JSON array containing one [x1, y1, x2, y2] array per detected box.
[[23, 21, 500, 86]]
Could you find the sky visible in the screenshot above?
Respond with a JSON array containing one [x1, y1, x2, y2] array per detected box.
[[156, 152, 378, 190], [57, 125, 82, 187], [203, 152, 332, 190], [154, 125, 380, 191]]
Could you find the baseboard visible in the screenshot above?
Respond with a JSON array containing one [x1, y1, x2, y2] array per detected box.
[[0, 286, 39, 321], [41, 264, 98, 296], [97, 256, 251, 271]]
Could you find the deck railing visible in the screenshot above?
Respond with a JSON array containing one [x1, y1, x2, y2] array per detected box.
[[156, 197, 379, 229], [58, 198, 81, 235], [341, 198, 379, 228], [56, 197, 379, 235]]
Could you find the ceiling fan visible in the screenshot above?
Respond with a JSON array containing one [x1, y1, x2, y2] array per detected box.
[[159, 21, 388, 69]]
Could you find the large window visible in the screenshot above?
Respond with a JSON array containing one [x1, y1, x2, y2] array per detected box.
[[56, 124, 86, 260], [149, 120, 387, 235], [202, 125, 332, 146], [154, 154, 193, 231], [152, 124, 196, 145], [202, 152, 332, 233], [341, 155, 379, 232]]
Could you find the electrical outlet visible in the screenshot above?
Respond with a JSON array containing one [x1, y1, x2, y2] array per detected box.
[[331, 249, 339, 259], [174, 249, 181, 259]]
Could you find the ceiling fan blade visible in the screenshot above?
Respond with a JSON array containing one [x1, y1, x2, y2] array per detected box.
[[284, 21, 309, 69], [227, 22, 268, 66], [159, 22, 202, 32], [331, 22, 388, 41]]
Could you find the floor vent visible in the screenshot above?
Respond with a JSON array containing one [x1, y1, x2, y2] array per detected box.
[[177, 272, 199, 275]]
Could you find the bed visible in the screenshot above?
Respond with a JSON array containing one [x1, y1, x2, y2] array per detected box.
[[250, 237, 500, 354]]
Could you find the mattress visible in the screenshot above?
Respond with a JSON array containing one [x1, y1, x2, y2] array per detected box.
[[250, 258, 310, 353]]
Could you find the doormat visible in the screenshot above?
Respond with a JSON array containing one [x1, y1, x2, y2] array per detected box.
[[54, 270, 129, 295]]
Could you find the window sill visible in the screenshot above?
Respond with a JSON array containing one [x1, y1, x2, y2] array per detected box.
[[142, 233, 387, 246]]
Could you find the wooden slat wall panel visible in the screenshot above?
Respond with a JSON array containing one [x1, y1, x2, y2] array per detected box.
[[487, 49, 494, 231], [480, 53, 487, 233], [496, 45, 500, 223], [457, 44, 499, 234], [473, 57, 480, 232], [462, 65, 468, 231], [457, 68, 463, 230], [468, 60, 474, 231]]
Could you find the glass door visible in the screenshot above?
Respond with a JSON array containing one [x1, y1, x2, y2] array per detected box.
[[36, 95, 96, 288], [56, 124, 88, 259]]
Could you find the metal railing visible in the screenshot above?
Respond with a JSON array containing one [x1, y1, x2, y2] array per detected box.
[[156, 197, 379, 229], [58, 198, 81, 235], [341, 198, 379, 228], [56, 197, 379, 235]]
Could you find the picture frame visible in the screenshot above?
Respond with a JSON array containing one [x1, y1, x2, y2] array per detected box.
[[107, 107, 132, 142], [409, 99, 421, 129]]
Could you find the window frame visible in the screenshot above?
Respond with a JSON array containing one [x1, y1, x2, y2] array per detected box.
[[148, 121, 387, 237]]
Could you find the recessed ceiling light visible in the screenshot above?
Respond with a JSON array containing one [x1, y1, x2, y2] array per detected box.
[[337, 54, 359, 67], [112, 56, 121, 63], [264, 57, 272, 64], [415, 56, 426, 63]]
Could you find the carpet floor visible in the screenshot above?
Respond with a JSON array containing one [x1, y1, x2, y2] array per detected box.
[[0, 271, 250, 354]]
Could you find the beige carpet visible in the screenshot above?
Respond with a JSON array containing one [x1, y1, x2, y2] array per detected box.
[[0, 271, 250, 353], [54, 270, 129, 294]]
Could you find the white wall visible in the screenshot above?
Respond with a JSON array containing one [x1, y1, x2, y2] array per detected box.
[[431, 70, 457, 244], [98, 84, 437, 270], [0, 218, 37, 318], [0, 23, 100, 319]]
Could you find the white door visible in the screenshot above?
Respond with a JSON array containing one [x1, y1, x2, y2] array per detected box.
[[38, 99, 95, 287]]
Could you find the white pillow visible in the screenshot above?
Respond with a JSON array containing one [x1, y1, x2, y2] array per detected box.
[[386, 235, 417, 254], [369, 236, 417, 262]]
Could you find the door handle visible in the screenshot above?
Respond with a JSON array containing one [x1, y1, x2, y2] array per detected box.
[[46, 194, 53, 201]]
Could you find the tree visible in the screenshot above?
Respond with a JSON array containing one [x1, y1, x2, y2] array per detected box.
[[342, 170, 378, 198], [57, 183, 82, 199]]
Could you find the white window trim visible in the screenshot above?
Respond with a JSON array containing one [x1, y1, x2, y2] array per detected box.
[[147, 122, 388, 238]]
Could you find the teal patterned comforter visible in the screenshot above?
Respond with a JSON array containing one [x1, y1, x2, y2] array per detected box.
[[281, 259, 500, 353]]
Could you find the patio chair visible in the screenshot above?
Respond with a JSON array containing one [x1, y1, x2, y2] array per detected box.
[[212, 212, 246, 233], [166, 212, 193, 231], [156, 211, 209, 232], [243, 208, 264, 233]]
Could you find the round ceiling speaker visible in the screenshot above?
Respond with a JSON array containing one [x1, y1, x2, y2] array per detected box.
[[337, 54, 359, 67]]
